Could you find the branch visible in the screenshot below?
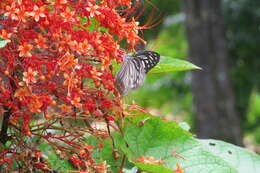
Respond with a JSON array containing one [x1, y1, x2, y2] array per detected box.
[[0, 106, 11, 144], [0, 74, 17, 145]]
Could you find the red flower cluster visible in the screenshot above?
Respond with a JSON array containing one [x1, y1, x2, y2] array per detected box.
[[69, 145, 111, 172], [0, 0, 145, 172]]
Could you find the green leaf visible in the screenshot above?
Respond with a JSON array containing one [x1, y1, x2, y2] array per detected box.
[[80, 16, 88, 24], [134, 162, 173, 173], [48, 150, 76, 172], [111, 59, 120, 75], [178, 122, 191, 131], [112, 56, 201, 76], [86, 135, 128, 172], [38, 141, 76, 172], [149, 56, 201, 74], [199, 139, 260, 173], [0, 38, 10, 48], [112, 114, 260, 173], [98, 26, 108, 32], [123, 166, 138, 173], [77, 17, 108, 32]]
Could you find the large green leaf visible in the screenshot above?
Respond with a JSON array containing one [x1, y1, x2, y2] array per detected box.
[[111, 114, 260, 173], [112, 56, 201, 75], [149, 56, 201, 74], [199, 139, 260, 173]]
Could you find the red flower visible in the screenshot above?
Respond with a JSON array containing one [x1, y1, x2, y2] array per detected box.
[[70, 155, 82, 168], [94, 110, 103, 118], [106, 115, 115, 121], [101, 71, 115, 90], [34, 151, 42, 158], [100, 98, 112, 110], [0, 0, 146, 171], [84, 98, 96, 113]]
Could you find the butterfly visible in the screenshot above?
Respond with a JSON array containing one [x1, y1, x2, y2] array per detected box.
[[115, 51, 160, 95]]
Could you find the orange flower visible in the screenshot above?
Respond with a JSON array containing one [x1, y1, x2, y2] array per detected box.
[[63, 72, 80, 97], [14, 87, 31, 98], [68, 40, 80, 53], [28, 95, 43, 113], [90, 66, 102, 80], [59, 104, 73, 113], [48, 0, 67, 5], [86, 3, 101, 17], [17, 0, 23, 5], [58, 52, 78, 71], [78, 39, 91, 55], [15, 5, 27, 22], [35, 34, 47, 49], [134, 155, 164, 165], [0, 30, 12, 41], [27, 5, 46, 22], [94, 161, 110, 173], [70, 96, 82, 108], [23, 67, 38, 84], [173, 163, 184, 173], [59, 0, 67, 4], [18, 42, 33, 57], [60, 7, 76, 22], [5, 2, 18, 20]]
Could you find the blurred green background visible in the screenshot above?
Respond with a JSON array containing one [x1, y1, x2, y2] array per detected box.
[[125, 0, 260, 152]]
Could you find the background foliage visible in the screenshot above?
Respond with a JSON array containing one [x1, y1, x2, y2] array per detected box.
[[129, 0, 260, 148]]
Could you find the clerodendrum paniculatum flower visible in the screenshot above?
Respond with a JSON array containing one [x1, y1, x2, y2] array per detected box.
[[0, 0, 150, 171]]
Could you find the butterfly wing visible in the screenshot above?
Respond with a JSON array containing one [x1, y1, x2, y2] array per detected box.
[[131, 57, 146, 89], [135, 51, 160, 73], [115, 51, 160, 95], [115, 55, 145, 95]]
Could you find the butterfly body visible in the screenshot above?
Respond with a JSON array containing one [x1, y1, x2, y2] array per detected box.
[[115, 51, 160, 95]]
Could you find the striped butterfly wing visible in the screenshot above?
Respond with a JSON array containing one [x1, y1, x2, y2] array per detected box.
[[115, 51, 160, 95], [115, 55, 145, 95], [135, 51, 160, 73]]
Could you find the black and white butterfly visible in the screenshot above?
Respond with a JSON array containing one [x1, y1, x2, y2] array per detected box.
[[115, 51, 160, 95]]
